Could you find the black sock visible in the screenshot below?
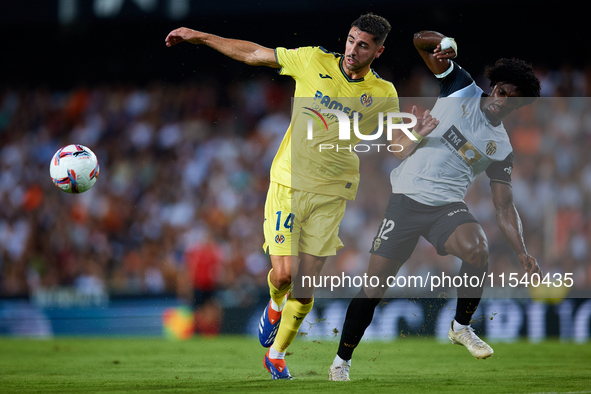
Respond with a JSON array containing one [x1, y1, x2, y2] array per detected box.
[[337, 289, 381, 361], [454, 261, 488, 326]]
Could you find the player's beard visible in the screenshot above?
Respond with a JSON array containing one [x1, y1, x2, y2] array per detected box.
[[343, 56, 370, 73]]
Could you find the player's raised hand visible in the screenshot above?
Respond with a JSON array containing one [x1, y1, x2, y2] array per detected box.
[[165, 27, 202, 47], [433, 43, 456, 61], [518, 253, 543, 276], [412, 105, 439, 138]]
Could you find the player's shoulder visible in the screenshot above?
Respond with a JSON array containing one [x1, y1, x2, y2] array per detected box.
[[285, 46, 342, 66], [315, 46, 341, 58], [439, 61, 477, 98], [278, 46, 325, 56], [288, 46, 341, 59]]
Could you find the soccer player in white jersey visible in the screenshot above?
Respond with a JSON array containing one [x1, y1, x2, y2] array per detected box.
[[328, 30, 543, 381], [166, 15, 439, 380]]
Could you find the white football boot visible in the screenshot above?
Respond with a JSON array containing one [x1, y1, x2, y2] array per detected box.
[[328, 363, 350, 381], [448, 320, 494, 359]]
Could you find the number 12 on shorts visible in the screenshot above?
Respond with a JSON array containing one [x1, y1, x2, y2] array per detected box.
[[377, 219, 395, 240], [276, 211, 294, 233]]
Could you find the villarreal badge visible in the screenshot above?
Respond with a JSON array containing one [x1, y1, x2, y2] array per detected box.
[[373, 237, 381, 251], [360, 93, 373, 107], [275, 234, 285, 244]]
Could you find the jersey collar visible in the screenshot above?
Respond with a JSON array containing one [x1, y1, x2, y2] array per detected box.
[[339, 56, 366, 83]]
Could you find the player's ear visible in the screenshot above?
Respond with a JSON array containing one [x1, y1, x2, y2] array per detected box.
[[375, 46, 385, 58]]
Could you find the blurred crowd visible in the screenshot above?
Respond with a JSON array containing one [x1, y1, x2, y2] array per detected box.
[[1, 63, 590, 308]]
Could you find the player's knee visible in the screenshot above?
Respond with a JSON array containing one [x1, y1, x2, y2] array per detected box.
[[272, 267, 292, 288], [465, 241, 489, 269]]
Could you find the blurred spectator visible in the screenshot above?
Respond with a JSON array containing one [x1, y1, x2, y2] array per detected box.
[[182, 234, 224, 335]]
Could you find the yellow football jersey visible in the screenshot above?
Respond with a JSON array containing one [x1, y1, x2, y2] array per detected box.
[[272, 46, 399, 200]]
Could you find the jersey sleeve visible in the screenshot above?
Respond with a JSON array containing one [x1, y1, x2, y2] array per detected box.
[[275, 46, 318, 80], [486, 152, 514, 186], [437, 61, 475, 97]]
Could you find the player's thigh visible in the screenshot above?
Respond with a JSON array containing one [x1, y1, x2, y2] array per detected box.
[[263, 182, 298, 257], [424, 202, 485, 260], [297, 191, 347, 257], [443, 222, 489, 267], [292, 252, 328, 302], [297, 252, 327, 278]]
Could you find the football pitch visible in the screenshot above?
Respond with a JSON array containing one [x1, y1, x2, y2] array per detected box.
[[1, 336, 589, 393]]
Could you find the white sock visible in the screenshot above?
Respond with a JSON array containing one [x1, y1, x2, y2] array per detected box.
[[270, 298, 286, 313], [333, 354, 351, 367], [269, 346, 285, 360], [453, 319, 470, 332]]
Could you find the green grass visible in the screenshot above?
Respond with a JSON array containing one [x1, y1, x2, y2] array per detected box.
[[1, 336, 590, 393]]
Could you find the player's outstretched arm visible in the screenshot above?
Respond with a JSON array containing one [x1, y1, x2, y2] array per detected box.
[[165, 27, 280, 68], [413, 30, 457, 76], [491, 182, 542, 276], [389, 106, 438, 160]]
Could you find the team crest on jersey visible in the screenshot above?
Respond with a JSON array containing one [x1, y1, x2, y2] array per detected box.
[[373, 237, 381, 251], [275, 234, 285, 244], [486, 141, 497, 156], [360, 93, 373, 107]]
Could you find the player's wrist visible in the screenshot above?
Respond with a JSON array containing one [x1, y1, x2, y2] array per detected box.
[[411, 129, 424, 143]]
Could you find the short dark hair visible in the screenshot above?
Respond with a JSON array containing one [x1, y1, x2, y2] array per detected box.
[[484, 58, 541, 106], [351, 13, 391, 46]]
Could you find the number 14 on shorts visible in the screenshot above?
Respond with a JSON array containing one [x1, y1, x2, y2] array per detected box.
[[276, 211, 294, 233]]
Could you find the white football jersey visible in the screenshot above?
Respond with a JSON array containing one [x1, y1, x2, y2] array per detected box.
[[391, 61, 514, 206]]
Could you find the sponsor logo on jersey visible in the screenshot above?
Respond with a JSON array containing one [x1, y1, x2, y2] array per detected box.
[[314, 90, 363, 121], [275, 234, 285, 244], [319, 73, 333, 79], [442, 125, 482, 165], [443, 125, 466, 148], [486, 141, 497, 155], [360, 93, 373, 107]]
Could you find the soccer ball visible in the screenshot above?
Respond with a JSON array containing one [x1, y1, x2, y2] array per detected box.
[[50, 144, 100, 194]]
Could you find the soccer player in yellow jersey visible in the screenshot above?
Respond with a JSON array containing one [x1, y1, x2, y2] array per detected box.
[[165, 13, 437, 379]]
